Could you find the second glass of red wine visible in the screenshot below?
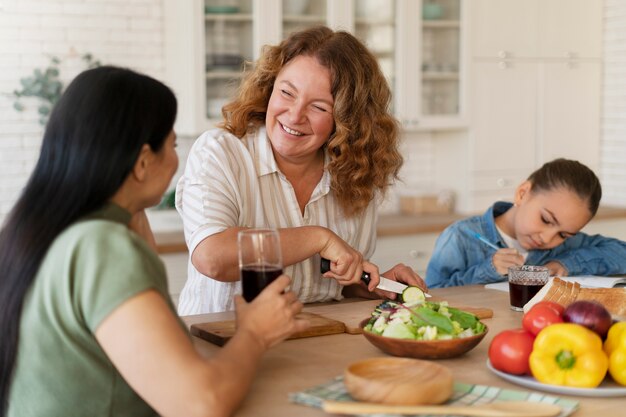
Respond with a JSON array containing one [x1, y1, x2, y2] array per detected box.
[[508, 265, 549, 311], [238, 229, 283, 302]]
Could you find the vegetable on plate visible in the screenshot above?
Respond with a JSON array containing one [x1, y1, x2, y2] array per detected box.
[[488, 328, 535, 375], [522, 301, 564, 336], [562, 300, 612, 339], [604, 321, 626, 386], [529, 323, 608, 388]]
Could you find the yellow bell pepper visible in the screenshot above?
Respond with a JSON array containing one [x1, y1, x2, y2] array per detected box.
[[604, 322, 626, 386], [529, 323, 608, 388]]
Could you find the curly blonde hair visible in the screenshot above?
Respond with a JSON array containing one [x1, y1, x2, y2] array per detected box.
[[219, 26, 402, 217]]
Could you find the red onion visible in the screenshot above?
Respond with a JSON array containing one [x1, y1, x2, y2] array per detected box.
[[562, 300, 612, 339]]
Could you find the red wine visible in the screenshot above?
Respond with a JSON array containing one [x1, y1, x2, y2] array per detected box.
[[509, 282, 545, 310], [241, 265, 282, 302]]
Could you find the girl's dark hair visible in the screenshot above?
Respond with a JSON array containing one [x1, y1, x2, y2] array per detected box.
[[528, 158, 602, 216], [0, 66, 177, 413]]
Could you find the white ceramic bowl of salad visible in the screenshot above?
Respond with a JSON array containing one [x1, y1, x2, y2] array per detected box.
[[360, 288, 488, 359]]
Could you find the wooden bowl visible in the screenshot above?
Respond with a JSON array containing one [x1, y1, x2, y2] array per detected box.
[[359, 318, 488, 359], [344, 357, 453, 405]]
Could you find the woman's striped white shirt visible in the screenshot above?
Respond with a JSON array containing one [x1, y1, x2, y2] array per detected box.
[[175, 127, 377, 314]]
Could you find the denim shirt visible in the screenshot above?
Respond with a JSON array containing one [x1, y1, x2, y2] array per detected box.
[[425, 201, 626, 288]]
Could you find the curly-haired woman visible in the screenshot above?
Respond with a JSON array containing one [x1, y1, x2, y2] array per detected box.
[[176, 26, 427, 314]]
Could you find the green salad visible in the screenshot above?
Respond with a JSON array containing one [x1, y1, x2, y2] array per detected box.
[[364, 287, 486, 341]]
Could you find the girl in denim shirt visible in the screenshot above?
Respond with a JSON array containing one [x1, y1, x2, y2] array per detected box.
[[426, 158, 626, 287]]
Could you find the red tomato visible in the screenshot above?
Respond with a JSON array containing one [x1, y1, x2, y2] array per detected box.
[[533, 300, 565, 315], [522, 303, 564, 336], [488, 329, 535, 375]]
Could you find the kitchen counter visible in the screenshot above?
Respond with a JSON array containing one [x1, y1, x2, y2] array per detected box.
[[149, 205, 626, 254]]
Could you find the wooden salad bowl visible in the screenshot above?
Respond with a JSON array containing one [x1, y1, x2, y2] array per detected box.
[[359, 318, 488, 360], [344, 357, 454, 405]]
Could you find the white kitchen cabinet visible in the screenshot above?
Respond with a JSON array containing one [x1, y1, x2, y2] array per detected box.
[[470, 60, 537, 173], [459, 0, 602, 213], [539, 61, 601, 166], [160, 252, 190, 308], [471, 0, 602, 59], [582, 218, 626, 242], [164, 0, 468, 136], [370, 233, 440, 277]]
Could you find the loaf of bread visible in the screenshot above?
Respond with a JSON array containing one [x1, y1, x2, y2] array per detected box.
[[523, 277, 626, 319]]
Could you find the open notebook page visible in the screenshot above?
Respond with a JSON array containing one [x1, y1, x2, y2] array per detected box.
[[485, 275, 626, 292]]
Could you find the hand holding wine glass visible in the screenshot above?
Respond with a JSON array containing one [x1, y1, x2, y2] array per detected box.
[[238, 229, 283, 302], [237, 229, 309, 346]]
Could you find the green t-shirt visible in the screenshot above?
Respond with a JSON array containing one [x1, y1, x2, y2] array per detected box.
[[8, 204, 181, 416]]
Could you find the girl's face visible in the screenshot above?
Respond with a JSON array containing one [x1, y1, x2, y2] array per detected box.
[[265, 55, 335, 165], [512, 182, 593, 250]]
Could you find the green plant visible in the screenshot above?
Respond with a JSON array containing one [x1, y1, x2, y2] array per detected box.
[[12, 53, 100, 125], [156, 189, 176, 210]]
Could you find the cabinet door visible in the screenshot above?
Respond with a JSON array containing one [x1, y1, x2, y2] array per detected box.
[[396, 0, 466, 129], [537, 0, 602, 59], [354, 0, 396, 106], [470, 60, 537, 173], [282, 0, 330, 39], [539, 61, 601, 170], [371, 233, 440, 277], [160, 252, 190, 308], [471, 0, 538, 59], [582, 219, 626, 242]]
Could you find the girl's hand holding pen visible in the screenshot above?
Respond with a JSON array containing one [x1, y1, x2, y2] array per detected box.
[[492, 248, 524, 276], [471, 232, 523, 276]]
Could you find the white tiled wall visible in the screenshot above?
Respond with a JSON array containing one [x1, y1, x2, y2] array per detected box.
[[2, 1, 626, 225], [0, 0, 168, 222], [601, 1, 626, 206]]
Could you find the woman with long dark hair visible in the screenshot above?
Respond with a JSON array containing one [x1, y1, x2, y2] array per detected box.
[[0, 66, 306, 417]]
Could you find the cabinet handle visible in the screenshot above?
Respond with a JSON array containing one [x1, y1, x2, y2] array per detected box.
[[496, 178, 509, 188], [497, 50, 509, 59], [565, 51, 577, 59], [498, 61, 508, 70], [409, 250, 426, 259]]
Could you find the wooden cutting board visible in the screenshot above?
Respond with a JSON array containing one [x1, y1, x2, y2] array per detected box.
[[190, 312, 346, 347]]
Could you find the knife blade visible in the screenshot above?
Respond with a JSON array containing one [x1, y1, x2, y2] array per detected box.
[[320, 258, 431, 297]]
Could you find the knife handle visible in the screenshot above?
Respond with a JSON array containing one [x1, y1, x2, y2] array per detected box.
[[320, 258, 371, 285]]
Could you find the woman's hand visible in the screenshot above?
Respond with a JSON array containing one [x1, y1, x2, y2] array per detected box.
[[543, 260, 568, 276], [375, 263, 427, 300], [319, 233, 380, 290], [492, 248, 524, 276], [234, 275, 309, 350]]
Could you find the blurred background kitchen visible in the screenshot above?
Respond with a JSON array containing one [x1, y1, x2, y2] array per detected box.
[[1, 0, 625, 304]]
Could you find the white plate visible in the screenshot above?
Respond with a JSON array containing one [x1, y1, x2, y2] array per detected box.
[[486, 359, 626, 397]]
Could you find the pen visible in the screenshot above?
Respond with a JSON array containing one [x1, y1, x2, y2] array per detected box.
[[472, 232, 500, 251]]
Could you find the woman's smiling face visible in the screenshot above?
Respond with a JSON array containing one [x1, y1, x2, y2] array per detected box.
[[265, 55, 335, 165]]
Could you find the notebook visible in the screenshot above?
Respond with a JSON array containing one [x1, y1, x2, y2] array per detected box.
[[485, 275, 626, 292]]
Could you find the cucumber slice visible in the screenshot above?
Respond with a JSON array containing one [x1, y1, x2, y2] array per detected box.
[[401, 286, 426, 303]]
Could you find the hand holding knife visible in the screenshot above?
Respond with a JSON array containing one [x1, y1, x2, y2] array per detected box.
[[320, 258, 431, 297]]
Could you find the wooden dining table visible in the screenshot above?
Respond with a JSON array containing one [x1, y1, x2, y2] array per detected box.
[[182, 285, 623, 417]]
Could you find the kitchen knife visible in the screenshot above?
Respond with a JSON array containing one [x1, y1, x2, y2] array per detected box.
[[320, 258, 431, 297]]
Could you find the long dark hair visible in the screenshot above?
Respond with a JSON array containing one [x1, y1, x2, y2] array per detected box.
[[0, 66, 177, 413], [528, 158, 602, 216]]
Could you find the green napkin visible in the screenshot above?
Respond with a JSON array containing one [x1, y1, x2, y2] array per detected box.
[[289, 376, 579, 417]]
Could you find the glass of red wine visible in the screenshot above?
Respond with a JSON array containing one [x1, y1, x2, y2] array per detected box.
[[238, 229, 283, 302], [508, 265, 549, 311]]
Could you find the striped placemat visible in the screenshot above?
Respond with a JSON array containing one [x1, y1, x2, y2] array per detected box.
[[289, 376, 579, 417]]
